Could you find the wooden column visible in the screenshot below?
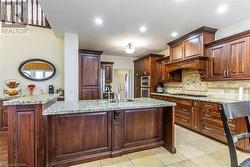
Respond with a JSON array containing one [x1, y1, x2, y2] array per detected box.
[[7, 100, 56, 167], [163, 106, 176, 153]]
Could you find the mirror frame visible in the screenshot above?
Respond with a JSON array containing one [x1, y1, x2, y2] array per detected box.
[[18, 59, 56, 81]]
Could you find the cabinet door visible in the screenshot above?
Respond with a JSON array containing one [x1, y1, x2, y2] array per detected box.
[[143, 57, 150, 75], [104, 64, 113, 83], [80, 88, 100, 100], [171, 42, 184, 62], [184, 34, 201, 58], [0, 106, 8, 131], [139, 59, 145, 75], [124, 109, 162, 144], [157, 61, 166, 82], [134, 61, 141, 98], [79, 55, 100, 87], [227, 37, 250, 79], [49, 112, 111, 160], [208, 44, 227, 79]]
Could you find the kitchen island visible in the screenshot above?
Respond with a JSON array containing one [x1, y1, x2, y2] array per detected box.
[[4, 96, 176, 167]]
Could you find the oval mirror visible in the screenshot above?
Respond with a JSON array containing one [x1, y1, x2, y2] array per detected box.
[[18, 59, 56, 81]]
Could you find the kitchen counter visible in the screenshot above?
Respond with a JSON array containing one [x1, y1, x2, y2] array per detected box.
[[151, 92, 240, 103], [3, 94, 59, 106], [0, 96, 15, 101], [43, 98, 176, 115], [6, 97, 176, 166]]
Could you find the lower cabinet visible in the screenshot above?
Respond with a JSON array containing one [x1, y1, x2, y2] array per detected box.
[[48, 112, 112, 165], [151, 95, 250, 153], [124, 109, 162, 145], [47, 107, 175, 166], [0, 100, 8, 132]]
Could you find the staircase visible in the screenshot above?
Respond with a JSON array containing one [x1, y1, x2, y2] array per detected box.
[[0, 0, 50, 28]]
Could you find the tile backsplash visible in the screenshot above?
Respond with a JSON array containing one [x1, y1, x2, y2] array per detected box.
[[164, 70, 250, 100]]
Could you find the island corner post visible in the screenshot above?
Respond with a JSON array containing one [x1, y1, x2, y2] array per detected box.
[[6, 100, 176, 167]]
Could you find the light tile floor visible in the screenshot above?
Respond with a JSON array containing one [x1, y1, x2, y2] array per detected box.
[[72, 125, 250, 167]]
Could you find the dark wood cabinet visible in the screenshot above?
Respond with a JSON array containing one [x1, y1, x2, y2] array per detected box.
[[151, 94, 250, 153], [101, 62, 114, 83], [184, 34, 201, 58], [48, 112, 111, 163], [166, 27, 217, 79], [79, 50, 102, 100], [191, 101, 200, 131], [168, 27, 217, 63], [171, 42, 184, 62], [227, 37, 250, 79], [124, 109, 162, 144], [134, 60, 141, 98], [157, 56, 173, 82], [134, 54, 164, 98], [0, 100, 8, 132], [207, 44, 227, 79], [206, 30, 250, 80], [46, 107, 175, 166]]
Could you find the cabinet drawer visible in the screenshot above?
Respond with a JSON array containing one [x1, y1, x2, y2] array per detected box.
[[200, 121, 226, 141], [202, 117, 236, 133], [175, 105, 191, 117], [200, 103, 221, 120], [175, 98, 192, 106], [175, 114, 191, 127]]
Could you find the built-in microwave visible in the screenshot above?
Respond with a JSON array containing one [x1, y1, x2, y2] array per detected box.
[[141, 76, 150, 87]]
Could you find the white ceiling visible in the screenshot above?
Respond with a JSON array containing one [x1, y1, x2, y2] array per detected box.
[[40, 0, 250, 57]]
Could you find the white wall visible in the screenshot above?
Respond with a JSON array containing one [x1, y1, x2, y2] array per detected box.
[[101, 55, 135, 97], [0, 24, 64, 96], [64, 33, 79, 101], [215, 18, 250, 39]]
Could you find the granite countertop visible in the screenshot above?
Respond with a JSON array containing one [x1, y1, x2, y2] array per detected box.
[[3, 94, 59, 106], [43, 98, 176, 116], [151, 92, 240, 103], [0, 96, 12, 101]]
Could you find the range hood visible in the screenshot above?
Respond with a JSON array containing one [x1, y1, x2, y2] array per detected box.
[[167, 56, 208, 79]]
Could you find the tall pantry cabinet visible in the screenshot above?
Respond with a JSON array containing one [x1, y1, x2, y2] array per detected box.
[[79, 49, 103, 100]]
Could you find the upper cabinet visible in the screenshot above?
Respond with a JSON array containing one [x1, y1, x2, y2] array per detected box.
[[171, 42, 184, 62], [134, 54, 164, 97], [184, 34, 201, 58], [206, 30, 250, 80], [101, 62, 114, 83], [79, 49, 103, 100], [168, 26, 217, 63]]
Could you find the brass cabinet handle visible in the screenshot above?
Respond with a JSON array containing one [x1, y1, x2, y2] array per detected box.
[[204, 113, 212, 117], [182, 118, 188, 122], [227, 70, 230, 77], [204, 126, 212, 131], [223, 70, 227, 78]]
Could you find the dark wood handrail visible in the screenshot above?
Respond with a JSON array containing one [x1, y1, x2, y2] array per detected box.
[[0, 0, 50, 28]]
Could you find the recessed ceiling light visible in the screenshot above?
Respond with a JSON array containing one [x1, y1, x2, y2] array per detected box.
[[171, 32, 178, 37], [94, 17, 103, 25], [139, 26, 147, 33], [217, 5, 228, 14]]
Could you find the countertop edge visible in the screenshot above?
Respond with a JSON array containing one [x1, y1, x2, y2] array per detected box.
[[151, 92, 240, 104], [3, 94, 59, 106]]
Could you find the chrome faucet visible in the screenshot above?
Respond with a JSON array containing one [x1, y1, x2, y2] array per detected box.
[[114, 83, 121, 103]]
